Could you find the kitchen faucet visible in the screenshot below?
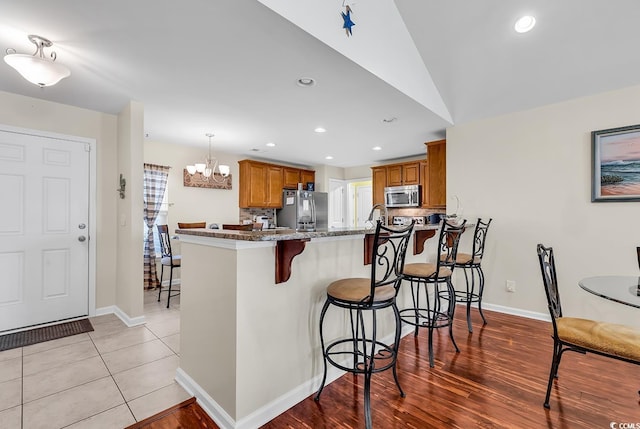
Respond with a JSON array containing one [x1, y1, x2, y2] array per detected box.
[[366, 204, 387, 226]]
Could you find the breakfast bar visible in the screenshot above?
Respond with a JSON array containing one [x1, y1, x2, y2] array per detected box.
[[174, 225, 439, 428]]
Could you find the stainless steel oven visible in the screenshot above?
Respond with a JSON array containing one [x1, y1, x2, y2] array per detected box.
[[384, 185, 421, 207]]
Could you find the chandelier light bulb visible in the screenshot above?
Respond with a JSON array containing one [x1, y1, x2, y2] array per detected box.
[[186, 165, 197, 175], [195, 163, 206, 173]]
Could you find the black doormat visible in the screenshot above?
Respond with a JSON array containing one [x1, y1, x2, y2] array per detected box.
[[0, 319, 94, 352]]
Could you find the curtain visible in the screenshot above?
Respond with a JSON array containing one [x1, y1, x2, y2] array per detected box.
[[143, 163, 170, 289]]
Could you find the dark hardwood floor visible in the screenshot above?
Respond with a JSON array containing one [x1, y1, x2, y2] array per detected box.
[[141, 308, 640, 428]]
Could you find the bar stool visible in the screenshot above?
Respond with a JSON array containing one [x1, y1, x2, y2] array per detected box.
[[399, 219, 466, 367], [314, 221, 414, 429], [157, 225, 181, 308], [452, 218, 492, 332]]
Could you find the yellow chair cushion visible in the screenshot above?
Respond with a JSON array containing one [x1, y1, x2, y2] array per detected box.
[[556, 317, 640, 362], [327, 278, 396, 303], [403, 263, 452, 279]]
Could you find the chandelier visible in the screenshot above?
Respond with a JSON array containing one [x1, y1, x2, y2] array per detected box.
[[186, 133, 230, 182], [4, 35, 71, 87]]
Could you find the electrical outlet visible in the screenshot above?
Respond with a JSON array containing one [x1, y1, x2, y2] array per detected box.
[[506, 280, 516, 293]]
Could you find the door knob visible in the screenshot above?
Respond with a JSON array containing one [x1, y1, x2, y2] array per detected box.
[[78, 223, 86, 230], [78, 236, 87, 242]]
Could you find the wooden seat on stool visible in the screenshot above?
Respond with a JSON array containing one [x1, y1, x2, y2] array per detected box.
[[537, 243, 640, 409], [157, 224, 181, 308], [314, 220, 415, 429], [399, 219, 466, 367], [452, 218, 492, 332]]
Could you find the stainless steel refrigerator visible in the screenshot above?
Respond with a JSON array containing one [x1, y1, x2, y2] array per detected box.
[[277, 190, 328, 231]]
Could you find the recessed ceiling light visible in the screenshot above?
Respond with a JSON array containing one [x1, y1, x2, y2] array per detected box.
[[372, 146, 382, 151], [325, 155, 333, 160], [315, 127, 326, 133], [266, 142, 276, 147], [297, 77, 316, 87], [514, 15, 536, 33]]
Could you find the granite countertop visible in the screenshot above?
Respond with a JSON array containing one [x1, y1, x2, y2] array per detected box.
[[176, 224, 439, 242]]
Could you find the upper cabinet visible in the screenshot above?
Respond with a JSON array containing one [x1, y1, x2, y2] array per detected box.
[[423, 139, 446, 208], [239, 160, 315, 208], [239, 160, 284, 208], [372, 167, 387, 205], [283, 167, 316, 189], [371, 139, 446, 208]]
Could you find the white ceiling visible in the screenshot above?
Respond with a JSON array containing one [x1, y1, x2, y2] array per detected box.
[[1, 1, 640, 168]]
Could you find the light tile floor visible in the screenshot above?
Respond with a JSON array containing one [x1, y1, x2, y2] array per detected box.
[[0, 289, 189, 429]]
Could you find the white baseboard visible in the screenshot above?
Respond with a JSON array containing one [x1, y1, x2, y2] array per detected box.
[[480, 302, 550, 322], [175, 368, 236, 429], [94, 305, 146, 327]]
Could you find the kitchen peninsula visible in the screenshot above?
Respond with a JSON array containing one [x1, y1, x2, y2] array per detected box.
[[174, 225, 439, 429]]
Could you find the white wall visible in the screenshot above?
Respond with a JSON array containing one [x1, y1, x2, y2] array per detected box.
[[447, 84, 640, 328]]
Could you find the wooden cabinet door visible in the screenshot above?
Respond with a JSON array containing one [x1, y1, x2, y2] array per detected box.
[[426, 140, 446, 208], [266, 166, 284, 208], [372, 167, 387, 205], [282, 167, 300, 189], [420, 161, 429, 208], [300, 169, 315, 188], [239, 161, 268, 208], [386, 165, 403, 187], [403, 162, 420, 185]]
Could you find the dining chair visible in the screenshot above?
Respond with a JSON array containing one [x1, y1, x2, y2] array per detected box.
[[399, 218, 467, 367], [536, 243, 640, 409], [314, 220, 414, 429], [157, 224, 181, 308]]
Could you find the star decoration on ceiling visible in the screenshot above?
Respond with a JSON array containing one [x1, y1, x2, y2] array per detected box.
[[341, 5, 355, 36]]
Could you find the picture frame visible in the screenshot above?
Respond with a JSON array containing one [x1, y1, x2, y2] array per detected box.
[[591, 124, 640, 202]]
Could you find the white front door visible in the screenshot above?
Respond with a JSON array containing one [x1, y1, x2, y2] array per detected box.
[[355, 185, 372, 227], [0, 130, 90, 332]]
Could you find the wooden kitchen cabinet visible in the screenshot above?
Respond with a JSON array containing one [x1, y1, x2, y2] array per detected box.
[[239, 160, 284, 208], [371, 166, 387, 205], [386, 162, 420, 187], [424, 139, 446, 208], [283, 167, 316, 189]]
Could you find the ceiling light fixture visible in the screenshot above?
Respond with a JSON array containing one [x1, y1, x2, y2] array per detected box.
[[325, 155, 334, 160], [315, 127, 326, 133], [372, 146, 382, 151], [514, 15, 536, 33], [296, 77, 316, 87], [186, 133, 230, 182], [4, 34, 70, 87], [266, 142, 276, 147]]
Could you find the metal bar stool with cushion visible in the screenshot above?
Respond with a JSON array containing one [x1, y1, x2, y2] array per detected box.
[[314, 221, 414, 429], [399, 219, 466, 367], [537, 244, 640, 409], [157, 224, 181, 308], [452, 218, 492, 332]]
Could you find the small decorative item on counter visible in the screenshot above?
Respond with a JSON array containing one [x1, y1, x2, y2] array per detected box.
[[307, 182, 315, 191]]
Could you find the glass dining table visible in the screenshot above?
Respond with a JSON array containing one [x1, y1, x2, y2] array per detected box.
[[579, 276, 640, 309]]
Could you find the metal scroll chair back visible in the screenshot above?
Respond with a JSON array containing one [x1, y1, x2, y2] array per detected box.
[[470, 218, 492, 261], [157, 224, 173, 261], [363, 221, 415, 307], [537, 244, 563, 326], [437, 219, 467, 273]]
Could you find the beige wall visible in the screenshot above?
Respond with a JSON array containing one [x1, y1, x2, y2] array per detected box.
[[0, 90, 119, 310], [143, 140, 243, 232], [447, 84, 640, 328]]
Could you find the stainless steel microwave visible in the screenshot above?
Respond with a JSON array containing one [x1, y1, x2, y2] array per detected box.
[[384, 185, 421, 207]]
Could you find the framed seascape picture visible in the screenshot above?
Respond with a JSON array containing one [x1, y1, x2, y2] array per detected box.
[[592, 124, 640, 202]]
